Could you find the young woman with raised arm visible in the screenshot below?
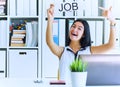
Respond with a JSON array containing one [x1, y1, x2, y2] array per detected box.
[[46, 4, 116, 82]]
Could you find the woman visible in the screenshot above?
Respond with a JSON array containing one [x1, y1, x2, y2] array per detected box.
[[46, 4, 116, 83]]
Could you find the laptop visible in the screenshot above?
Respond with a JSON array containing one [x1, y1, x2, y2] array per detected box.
[[82, 55, 120, 85]]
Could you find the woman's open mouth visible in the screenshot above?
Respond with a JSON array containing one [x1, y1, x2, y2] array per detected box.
[[71, 33, 78, 37]]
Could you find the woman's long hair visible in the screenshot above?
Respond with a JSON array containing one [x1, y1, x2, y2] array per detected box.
[[66, 19, 91, 48]]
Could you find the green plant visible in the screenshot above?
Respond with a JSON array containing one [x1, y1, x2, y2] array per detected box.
[[70, 58, 87, 72]]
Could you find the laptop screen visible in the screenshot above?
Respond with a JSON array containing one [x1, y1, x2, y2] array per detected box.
[[82, 55, 120, 85]]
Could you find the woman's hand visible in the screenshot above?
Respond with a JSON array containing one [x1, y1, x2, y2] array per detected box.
[[47, 4, 54, 21], [99, 6, 116, 24]]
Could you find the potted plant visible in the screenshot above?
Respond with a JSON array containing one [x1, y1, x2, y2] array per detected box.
[[70, 58, 87, 87]]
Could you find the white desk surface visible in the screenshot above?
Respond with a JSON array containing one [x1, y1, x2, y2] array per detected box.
[[0, 79, 120, 87]]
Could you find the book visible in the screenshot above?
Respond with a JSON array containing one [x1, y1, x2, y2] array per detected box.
[[25, 22, 33, 47], [11, 43, 25, 47], [11, 40, 24, 44], [13, 30, 26, 34], [12, 34, 25, 38], [11, 38, 23, 41], [50, 80, 66, 85], [31, 21, 38, 47]]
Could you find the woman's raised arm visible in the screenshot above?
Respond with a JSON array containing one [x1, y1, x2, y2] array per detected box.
[[91, 6, 116, 54], [46, 4, 64, 58]]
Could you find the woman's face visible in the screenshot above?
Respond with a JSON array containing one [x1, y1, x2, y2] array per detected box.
[[69, 22, 84, 41]]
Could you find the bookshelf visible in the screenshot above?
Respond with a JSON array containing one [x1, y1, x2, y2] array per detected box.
[[8, 0, 40, 78], [0, 0, 8, 78], [0, 0, 41, 79]]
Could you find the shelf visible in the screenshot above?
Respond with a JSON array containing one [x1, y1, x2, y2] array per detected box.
[[54, 16, 105, 19], [0, 16, 7, 18], [0, 48, 7, 50], [45, 16, 105, 20], [9, 16, 39, 19], [9, 47, 39, 49]]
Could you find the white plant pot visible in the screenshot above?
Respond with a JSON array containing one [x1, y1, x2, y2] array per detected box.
[[71, 72, 87, 87]]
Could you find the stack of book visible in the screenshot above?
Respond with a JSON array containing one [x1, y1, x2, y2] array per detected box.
[[11, 30, 26, 47], [10, 20, 26, 47]]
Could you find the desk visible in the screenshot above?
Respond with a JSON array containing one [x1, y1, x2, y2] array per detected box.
[[0, 79, 119, 87]]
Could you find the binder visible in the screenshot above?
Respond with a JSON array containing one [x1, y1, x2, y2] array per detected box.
[[10, 0, 16, 16], [59, 19, 65, 46], [54, 0, 64, 17], [84, 0, 92, 16], [115, 20, 120, 49], [95, 21, 103, 46], [113, 0, 120, 18], [68, 20, 74, 30], [30, 0, 37, 16], [25, 22, 33, 47], [76, 0, 84, 16], [91, 0, 98, 16], [87, 21, 96, 46], [104, 21, 110, 44], [53, 19, 59, 45], [17, 0, 24, 16], [31, 21, 38, 47], [23, 0, 30, 16]]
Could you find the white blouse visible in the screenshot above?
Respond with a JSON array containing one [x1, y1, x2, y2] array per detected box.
[[59, 46, 91, 84]]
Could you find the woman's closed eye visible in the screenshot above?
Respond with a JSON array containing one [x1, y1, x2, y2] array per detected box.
[[71, 25, 76, 28], [78, 27, 81, 30], [78, 26, 83, 30], [71, 24, 84, 31], [71, 25, 80, 29]]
